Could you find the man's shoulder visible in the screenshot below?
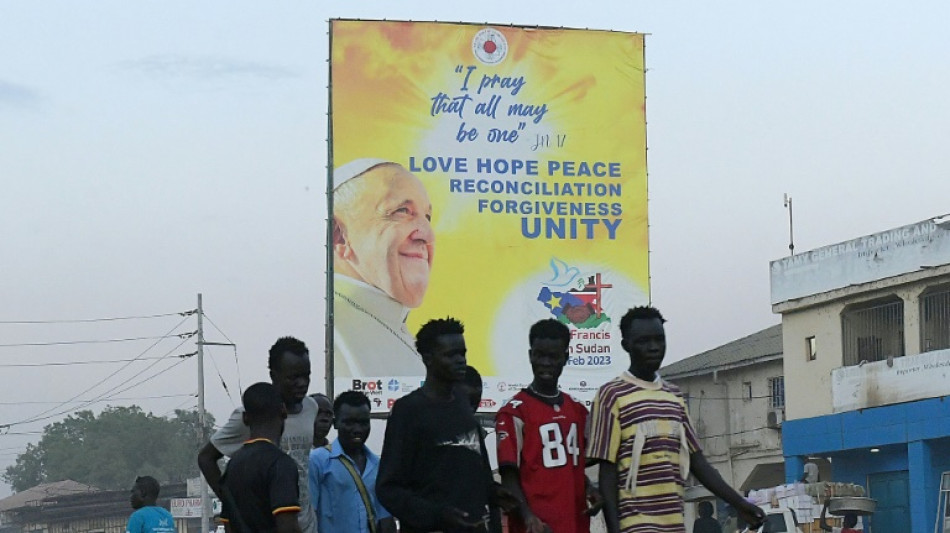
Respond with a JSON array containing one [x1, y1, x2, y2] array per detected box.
[[594, 375, 633, 400], [561, 393, 589, 416], [391, 389, 426, 411], [498, 390, 531, 414], [659, 378, 684, 395], [309, 443, 333, 465]]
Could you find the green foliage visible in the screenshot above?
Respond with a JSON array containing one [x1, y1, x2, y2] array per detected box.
[[3, 406, 214, 492]]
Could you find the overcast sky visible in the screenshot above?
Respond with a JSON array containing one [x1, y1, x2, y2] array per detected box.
[[1, 1, 948, 496]]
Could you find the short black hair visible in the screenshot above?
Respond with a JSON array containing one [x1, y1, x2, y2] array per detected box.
[[698, 500, 714, 518], [461, 365, 482, 389], [268, 336, 308, 372], [135, 476, 160, 499], [333, 390, 370, 414], [619, 306, 666, 341], [242, 382, 284, 424], [415, 317, 464, 356], [529, 318, 571, 346]]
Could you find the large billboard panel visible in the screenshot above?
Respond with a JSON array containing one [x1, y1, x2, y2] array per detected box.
[[328, 20, 649, 412]]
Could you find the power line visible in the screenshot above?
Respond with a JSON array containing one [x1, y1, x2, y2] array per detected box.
[[0, 310, 196, 325], [0, 356, 176, 368], [1, 315, 193, 428], [0, 393, 196, 405], [203, 312, 242, 393], [0, 347, 194, 430], [52, 339, 195, 418], [0, 332, 196, 348], [207, 350, 235, 407]]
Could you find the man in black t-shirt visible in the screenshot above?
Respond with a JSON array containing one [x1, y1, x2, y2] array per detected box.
[[378, 318, 509, 533], [220, 383, 302, 533]]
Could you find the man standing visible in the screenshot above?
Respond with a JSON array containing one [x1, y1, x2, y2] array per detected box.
[[587, 307, 765, 533], [377, 318, 501, 532], [309, 391, 396, 533], [496, 319, 602, 533], [332, 159, 435, 377], [126, 476, 176, 533], [311, 393, 334, 449], [198, 336, 317, 533], [219, 382, 302, 533]]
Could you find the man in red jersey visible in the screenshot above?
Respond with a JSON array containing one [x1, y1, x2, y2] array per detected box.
[[496, 319, 603, 533]]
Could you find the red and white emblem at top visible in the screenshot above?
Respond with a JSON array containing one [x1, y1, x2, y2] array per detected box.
[[472, 28, 508, 65]]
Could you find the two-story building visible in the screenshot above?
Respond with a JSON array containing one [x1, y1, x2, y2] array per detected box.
[[771, 215, 950, 533], [662, 324, 789, 498]]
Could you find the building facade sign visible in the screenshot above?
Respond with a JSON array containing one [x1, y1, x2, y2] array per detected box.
[[831, 348, 950, 412], [770, 217, 950, 305]]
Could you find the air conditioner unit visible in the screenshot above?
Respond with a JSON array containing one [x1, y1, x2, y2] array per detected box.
[[767, 407, 785, 429]]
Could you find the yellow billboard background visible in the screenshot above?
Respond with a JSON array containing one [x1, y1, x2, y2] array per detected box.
[[330, 20, 648, 410]]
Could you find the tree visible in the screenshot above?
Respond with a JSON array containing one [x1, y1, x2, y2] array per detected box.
[[3, 406, 215, 492]]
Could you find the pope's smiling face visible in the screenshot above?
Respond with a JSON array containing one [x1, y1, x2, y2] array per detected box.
[[334, 164, 434, 308]]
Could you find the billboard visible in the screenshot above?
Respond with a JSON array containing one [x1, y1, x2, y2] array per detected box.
[[328, 20, 649, 411]]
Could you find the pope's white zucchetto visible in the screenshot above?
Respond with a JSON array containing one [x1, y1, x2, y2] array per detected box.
[[333, 158, 398, 190]]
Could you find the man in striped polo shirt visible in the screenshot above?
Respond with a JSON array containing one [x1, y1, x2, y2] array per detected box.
[[587, 306, 764, 533]]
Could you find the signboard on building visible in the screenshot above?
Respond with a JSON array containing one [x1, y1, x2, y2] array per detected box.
[[328, 20, 649, 411], [831, 348, 950, 412], [770, 217, 950, 305], [169, 497, 220, 518]]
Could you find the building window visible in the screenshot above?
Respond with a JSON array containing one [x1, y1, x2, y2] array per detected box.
[[921, 285, 950, 352], [768, 376, 785, 408], [806, 336, 817, 361], [841, 296, 904, 366], [743, 381, 752, 402]]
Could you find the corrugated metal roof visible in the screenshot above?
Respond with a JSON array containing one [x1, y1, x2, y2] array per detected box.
[[0, 480, 99, 511], [661, 324, 783, 379]]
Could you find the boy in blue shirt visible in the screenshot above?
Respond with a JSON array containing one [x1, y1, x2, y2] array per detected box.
[[309, 391, 395, 533], [127, 476, 176, 533]]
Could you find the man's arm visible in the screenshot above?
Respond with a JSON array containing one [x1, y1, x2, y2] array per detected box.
[[307, 450, 322, 517], [275, 512, 302, 533], [499, 466, 549, 533], [598, 461, 620, 533], [197, 407, 248, 498], [197, 442, 225, 498], [584, 475, 604, 516], [690, 452, 764, 528]]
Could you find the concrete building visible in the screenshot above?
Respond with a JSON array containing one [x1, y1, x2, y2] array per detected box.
[[662, 324, 805, 523], [0, 480, 192, 533], [771, 215, 950, 533]]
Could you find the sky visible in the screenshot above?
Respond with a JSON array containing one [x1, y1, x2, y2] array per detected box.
[[2, 1, 949, 496]]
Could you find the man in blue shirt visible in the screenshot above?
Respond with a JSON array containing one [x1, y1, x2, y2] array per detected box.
[[126, 476, 176, 533], [308, 391, 395, 533]]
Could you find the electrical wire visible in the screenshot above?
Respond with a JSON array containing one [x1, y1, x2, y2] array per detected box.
[[0, 310, 195, 325], [203, 312, 242, 392], [0, 394, 195, 405], [207, 350, 235, 407], [0, 356, 176, 368], [0, 332, 195, 348], [1, 315, 192, 428], [1, 349, 194, 429]]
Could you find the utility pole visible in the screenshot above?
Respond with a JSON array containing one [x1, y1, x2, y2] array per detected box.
[[196, 294, 236, 533], [197, 293, 210, 533]]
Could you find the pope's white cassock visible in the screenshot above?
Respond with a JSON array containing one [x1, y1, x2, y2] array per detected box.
[[333, 274, 425, 377]]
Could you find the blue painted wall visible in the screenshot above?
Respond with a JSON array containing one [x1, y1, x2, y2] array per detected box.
[[782, 396, 950, 533]]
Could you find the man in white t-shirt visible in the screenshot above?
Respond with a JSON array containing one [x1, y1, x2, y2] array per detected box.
[[198, 337, 317, 533]]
